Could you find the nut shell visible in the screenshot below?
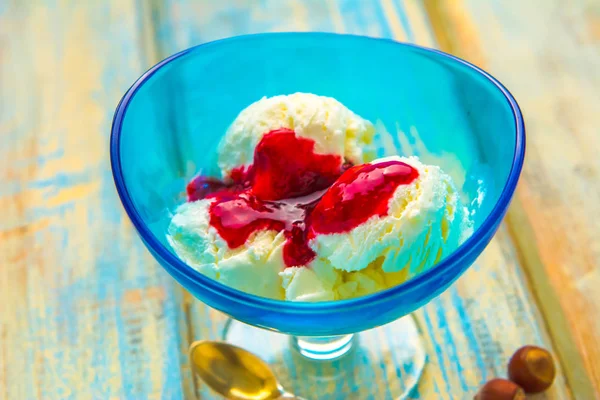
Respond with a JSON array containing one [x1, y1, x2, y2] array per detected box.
[[474, 378, 526, 400], [508, 345, 556, 393]]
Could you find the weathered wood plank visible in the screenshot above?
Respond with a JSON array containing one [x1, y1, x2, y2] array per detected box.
[[425, 0, 599, 398], [153, 1, 571, 398], [0, 1, 187, 398], [1, 0, 586, 398]]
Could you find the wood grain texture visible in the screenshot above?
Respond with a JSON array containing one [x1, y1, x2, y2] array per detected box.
[[0, 1, 188, 399], [153, 1, 570, 399], [0, 0, 588, 399], [425, 0, 600, 398]]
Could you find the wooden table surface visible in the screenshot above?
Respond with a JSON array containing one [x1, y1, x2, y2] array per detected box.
[[1, 1, 598, 399]]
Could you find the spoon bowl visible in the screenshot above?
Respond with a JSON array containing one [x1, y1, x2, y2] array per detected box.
[[189, 340, 302, 400]]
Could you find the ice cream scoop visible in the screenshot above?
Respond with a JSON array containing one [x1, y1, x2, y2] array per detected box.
[[309, 156, 473, 275], [217, 93, 376, 179]]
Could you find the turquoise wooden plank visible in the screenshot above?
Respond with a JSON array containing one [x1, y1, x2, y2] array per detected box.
[[0, 1, 187, 398], [426, 0, 600, 396], [151, 1, 571, 399], [0, 0, 578, 399]]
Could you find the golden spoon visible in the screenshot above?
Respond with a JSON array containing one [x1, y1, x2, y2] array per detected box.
[[189, 340, 305, 400]]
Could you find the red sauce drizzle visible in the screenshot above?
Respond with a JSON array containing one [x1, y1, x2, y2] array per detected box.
[[185, 129, 418, 267], [309, 160, 420, 235]]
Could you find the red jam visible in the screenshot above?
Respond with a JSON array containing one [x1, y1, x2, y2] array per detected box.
[[309, 161, 420, 235], [251, 128, 344, 200], [186, 129, 418, 267]]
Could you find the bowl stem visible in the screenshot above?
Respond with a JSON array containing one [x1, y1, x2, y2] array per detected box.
[[292, 334, 355, 361]]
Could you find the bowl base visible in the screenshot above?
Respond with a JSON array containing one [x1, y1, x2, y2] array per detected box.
[[221, 315, 426, 399]]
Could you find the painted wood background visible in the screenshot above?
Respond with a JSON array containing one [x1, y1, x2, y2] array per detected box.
[[0, 0, 597, 399]]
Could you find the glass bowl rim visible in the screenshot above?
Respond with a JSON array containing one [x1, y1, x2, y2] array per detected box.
[[110, 32, 525, 313]]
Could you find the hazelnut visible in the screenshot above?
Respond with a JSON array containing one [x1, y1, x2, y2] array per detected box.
[[508, 345, 556, 393], [474, 378, 526, 400]]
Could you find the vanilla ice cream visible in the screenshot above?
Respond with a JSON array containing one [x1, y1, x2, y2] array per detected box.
[[168, 198, 410, 301], [217, 93, 376, 178], [167, 94, 474, 302], [277, 155, 472, 301], [167, 199, 286, 299], [310, 156, 473, 276], [280, 258, 410, 301]]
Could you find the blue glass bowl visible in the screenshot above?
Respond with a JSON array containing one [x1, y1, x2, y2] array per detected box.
[[110, 33, 524, 337]]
